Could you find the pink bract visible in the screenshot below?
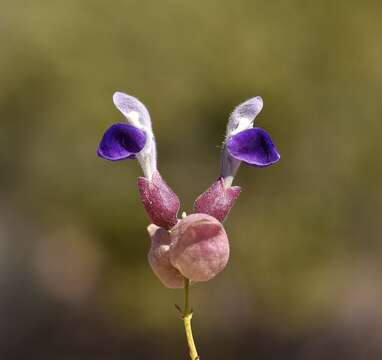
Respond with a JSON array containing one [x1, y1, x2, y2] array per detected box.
[[138, 171, 180, 229], [193, 178, 241, 222]]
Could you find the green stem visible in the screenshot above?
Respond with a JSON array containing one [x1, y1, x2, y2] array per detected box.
[[183, 278, 199, 360]]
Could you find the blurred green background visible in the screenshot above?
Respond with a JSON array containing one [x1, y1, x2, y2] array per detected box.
[[1, 0, 382, 359]]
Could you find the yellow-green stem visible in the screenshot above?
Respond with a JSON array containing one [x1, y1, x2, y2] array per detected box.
[[183, 278, 199, 360]]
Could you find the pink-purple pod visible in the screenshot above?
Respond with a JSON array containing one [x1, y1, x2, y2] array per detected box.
[[193, 177, 241, 222], [138, 171, 180, 229], [147, 214, 230, 287], [169, 214, 229, 282], [147, 224, 184, 289]]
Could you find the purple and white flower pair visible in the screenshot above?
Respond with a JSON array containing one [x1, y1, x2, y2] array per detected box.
[[97, 92, 280, 288]]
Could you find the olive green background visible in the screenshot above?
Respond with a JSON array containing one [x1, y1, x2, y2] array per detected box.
[[1, 0, 381, 359]]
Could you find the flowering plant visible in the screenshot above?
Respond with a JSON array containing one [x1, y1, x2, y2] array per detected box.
[[97, 92, 280, 359]]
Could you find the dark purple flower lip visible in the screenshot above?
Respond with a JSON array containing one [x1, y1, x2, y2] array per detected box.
[[226, 127, 280, 167], [97, 123, 147, 161]]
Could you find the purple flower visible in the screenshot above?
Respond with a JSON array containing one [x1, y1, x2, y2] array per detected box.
[[97, 92, 157, 179], [221, 96, 280, 187], [194, 96, 280, 222], [97, 92, 180, 229]]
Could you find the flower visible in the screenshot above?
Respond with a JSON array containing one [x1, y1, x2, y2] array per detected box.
[[221, 96, 280, 187], [97, 91, 157, 179], [97, 92, 281, 359], [97, 92, 280, 288], [193, 97, 280, 221], [97, 92, 180, 228]]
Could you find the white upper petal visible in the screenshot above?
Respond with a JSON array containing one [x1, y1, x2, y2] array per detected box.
[[226, 96, 263, 138], [113, 91, 152, 129]]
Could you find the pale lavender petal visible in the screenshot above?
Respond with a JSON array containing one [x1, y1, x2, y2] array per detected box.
[[147, 224, 183, 289], [169, 214, 229, 282], [227, 128, 280, 167], [193, 178, 241, 222], [138, 171, 180, 229], [97, 123, 146, 161], [226, 96, 263, 136], [113, 92, 151, 128]]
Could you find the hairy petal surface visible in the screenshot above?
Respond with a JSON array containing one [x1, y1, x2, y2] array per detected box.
[[97, 123, 146, 161], [169, 214, 229, 282], [193, 178, 241, 222], [147, 224, 183, 289], [113, 91, 152, 129], [227, 128, 280, 167], [138, 171, 180, 229], [226, 96, 263, 137]]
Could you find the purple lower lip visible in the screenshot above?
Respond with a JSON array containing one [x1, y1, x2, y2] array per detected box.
[[97, 123, 146, 161], [227, 127, 280, 167]]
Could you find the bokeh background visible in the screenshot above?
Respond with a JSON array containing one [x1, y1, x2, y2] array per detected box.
[[1, 0, 382, 359]]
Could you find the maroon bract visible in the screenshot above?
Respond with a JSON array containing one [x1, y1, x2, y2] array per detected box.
[[138, 171, 180, 229], [193, 177, 241, 223]]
